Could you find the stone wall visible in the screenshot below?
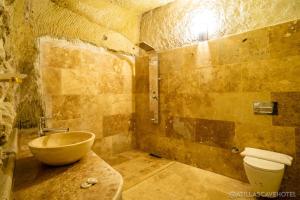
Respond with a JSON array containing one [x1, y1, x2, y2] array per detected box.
[[37, 37, 135, 157], [135, 20, 300, 192], [0, 0, 18, 144], [11, 0, 139, 128], [51, 0, 141, 44], [140, 0, 300, 51]]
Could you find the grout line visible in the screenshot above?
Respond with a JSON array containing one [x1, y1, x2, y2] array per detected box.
[[122, 161, 176, 192]]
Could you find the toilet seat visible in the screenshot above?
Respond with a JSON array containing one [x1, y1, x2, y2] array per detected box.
[[244, 156, 284, 172]]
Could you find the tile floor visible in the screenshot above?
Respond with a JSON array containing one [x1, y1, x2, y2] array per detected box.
[[104, 150, 253, 200]]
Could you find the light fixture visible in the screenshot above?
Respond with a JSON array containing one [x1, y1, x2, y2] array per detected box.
[[189, 8, 218, 41]]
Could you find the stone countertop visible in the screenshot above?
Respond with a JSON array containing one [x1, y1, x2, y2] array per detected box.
[[13, 130, 123, 200], [14, 151, 123, 200]]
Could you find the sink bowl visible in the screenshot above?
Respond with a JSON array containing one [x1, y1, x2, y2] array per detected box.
[[28, 131, 95, 166]]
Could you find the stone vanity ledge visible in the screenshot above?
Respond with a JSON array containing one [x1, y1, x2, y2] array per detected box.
[[13, 151, 123, 200]]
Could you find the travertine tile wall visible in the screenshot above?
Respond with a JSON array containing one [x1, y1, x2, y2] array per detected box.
[[135, 20, 300, 191], [38, 37, 135, 158], [12, 0, 139, 129]]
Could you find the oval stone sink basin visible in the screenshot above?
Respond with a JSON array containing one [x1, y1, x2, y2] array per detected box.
[[28, 131, 95, 166]]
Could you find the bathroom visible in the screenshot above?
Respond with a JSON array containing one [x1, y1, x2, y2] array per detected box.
[[0, 0, 299, 199]]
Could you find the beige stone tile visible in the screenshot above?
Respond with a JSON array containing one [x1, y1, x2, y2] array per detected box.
[[241, 56, 300, 92], [123, 162, 252, 200], [180, 93, 241, 122], [79, 95, 104, 119], [117, 150, 151, 160], [92, 137, 113, 159], [79, 50, 131, 75], [234, 122, 296, 155], [102, 94, 133, 115], [211, 92, 241, 122], [98, 73, 132, 94], [41, 67, 62, 95], [134, 98, 164, 137], [121, 60, 134, 76], [103, 151, 150, 166], [182, 92, 270, 125], [45, 46, 81, 69], [61, 69, 99, 95], [168, 69, 200, 94], [153, 136, 187, 161], [49, 118, 83, 131], [136, 134, 158, 153], [160, 93, 185, 116], [198, 64, 242, 92], [159, 45, 198, 74], [103, 114, 133, 137], [80, 50, 98, 70], [51, 95, 81, 120], [80, 116, 103, 139], [135, 75, 149, 93], [159, 74, 168, 94], [269, 20, 300, 58], [135, 114, 161, 138], [135, 94, 149, 116], [95, 52, 116, 71], [112, 151, 173, 190], [112, 132, 133, 154], [135, 56, 149, 76], [218, 27, 270, 65], [194, 41, 218, 67], [39, 42, 51, 65], [104, 154, 132, 166], [179, 93, 216, 119], [123, 75, 133, 93], [96, 53, 132, 76]]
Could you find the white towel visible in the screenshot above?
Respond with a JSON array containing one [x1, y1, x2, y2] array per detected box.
[[240, 147, 293, 166]]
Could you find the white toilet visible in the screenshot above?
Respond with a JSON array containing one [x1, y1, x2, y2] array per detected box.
[[241, 147, 293, 198]]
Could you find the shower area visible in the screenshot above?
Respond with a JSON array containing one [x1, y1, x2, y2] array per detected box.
[[5, 0, 299, 199]]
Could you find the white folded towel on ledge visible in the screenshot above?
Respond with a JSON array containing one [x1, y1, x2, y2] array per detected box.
[[240, 147, 293, 166]]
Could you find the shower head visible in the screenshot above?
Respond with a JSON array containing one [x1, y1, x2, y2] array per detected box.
[[137, 41, 155, 52]]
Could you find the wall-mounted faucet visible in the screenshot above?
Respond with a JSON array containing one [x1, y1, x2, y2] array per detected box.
[[38, 117, 69, 137]]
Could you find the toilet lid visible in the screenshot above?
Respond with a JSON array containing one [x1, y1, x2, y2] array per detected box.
[[244, 156, 284, 171]]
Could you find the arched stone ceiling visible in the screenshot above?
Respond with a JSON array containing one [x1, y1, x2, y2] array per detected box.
[[51, 0, 175, 42], [103, 0, 175, 13]]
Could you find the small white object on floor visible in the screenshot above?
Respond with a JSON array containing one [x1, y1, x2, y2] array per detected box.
[[87, 177, 98, 185], [80, 182, 92, 189], [80, 177, 98, 189]]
